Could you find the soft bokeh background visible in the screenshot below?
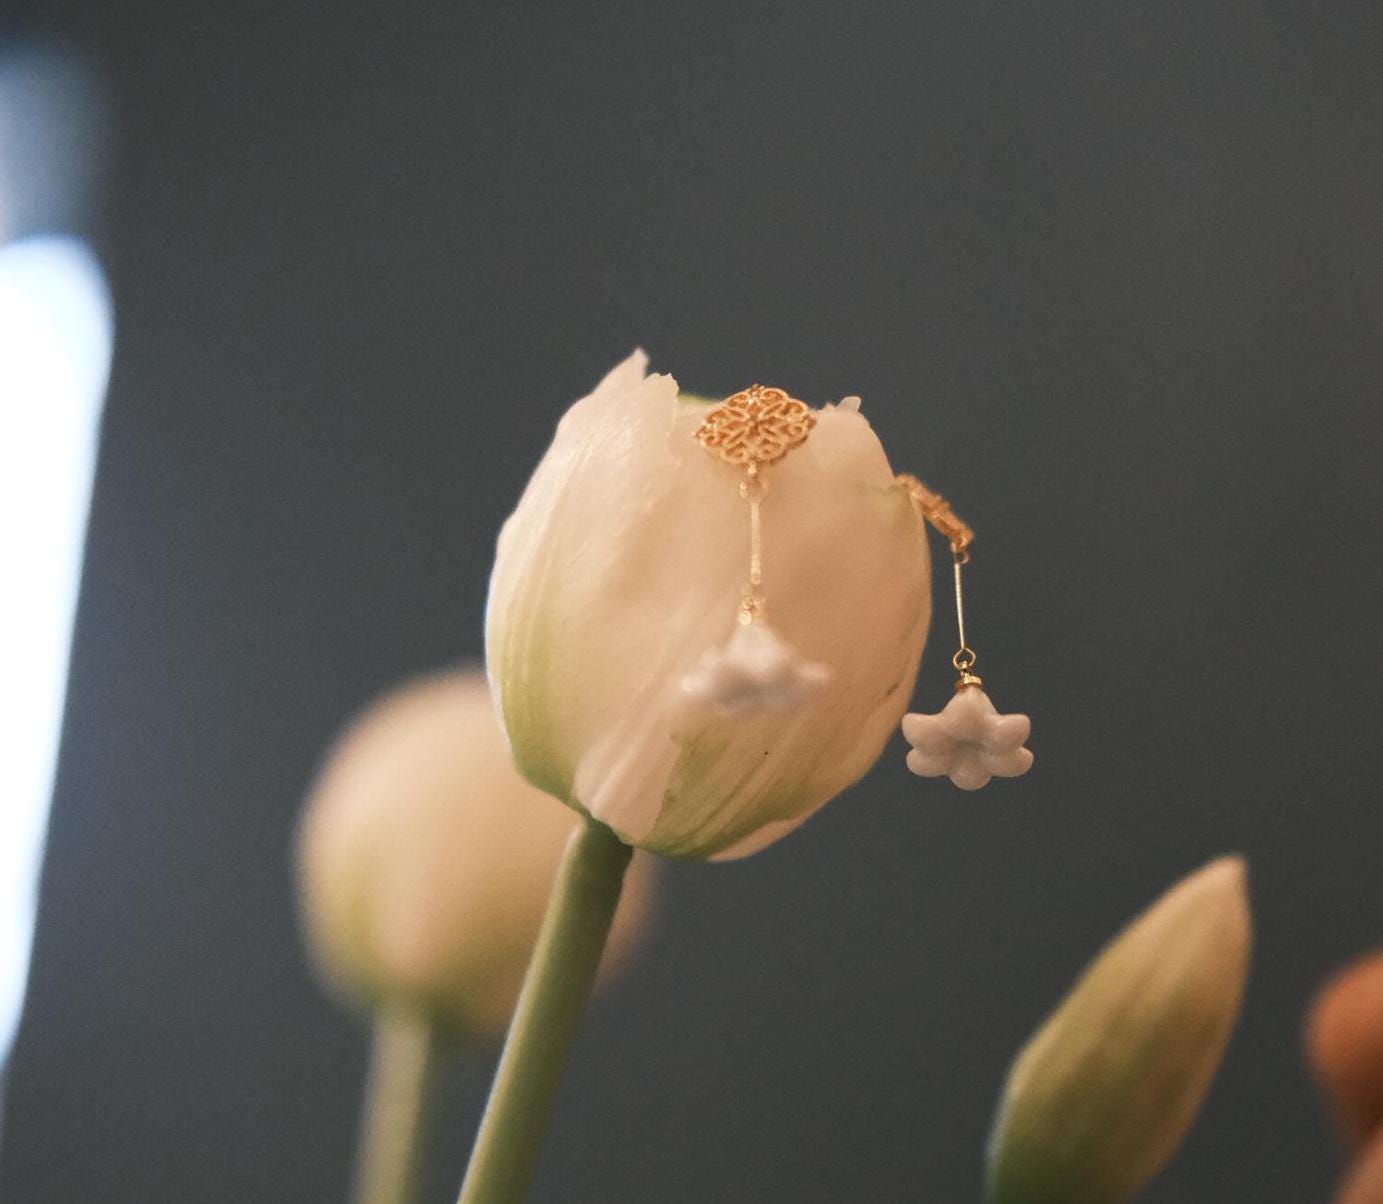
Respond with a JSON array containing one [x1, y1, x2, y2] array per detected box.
[[5, 2, 1383, 1200]]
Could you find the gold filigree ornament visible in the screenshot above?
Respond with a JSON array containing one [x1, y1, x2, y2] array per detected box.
[[695, 384, 816, 470], [679, 385, 831, 715]]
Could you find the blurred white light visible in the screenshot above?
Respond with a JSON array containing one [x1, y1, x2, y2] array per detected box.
[[0, 235, 112, 1062]]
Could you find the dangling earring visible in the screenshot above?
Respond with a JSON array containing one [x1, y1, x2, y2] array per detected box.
[[679, 385, 831, 714], [897, 476, 1032, 790]]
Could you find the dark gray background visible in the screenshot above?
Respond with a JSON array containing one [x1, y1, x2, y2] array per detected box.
[[4, 2, 1383, 1200]]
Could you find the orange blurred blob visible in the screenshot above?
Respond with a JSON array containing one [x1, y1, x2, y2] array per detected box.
[[1308, 951, 1383, 1151], [1337, 1130, 1383, 1204]]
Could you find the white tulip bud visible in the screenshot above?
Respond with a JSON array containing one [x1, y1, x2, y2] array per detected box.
[[296, 670, 656, 1039], [987, 857, 1252, 1204], [486, 351, 932, 859]]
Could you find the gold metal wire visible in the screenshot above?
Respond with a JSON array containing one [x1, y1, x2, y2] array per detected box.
[[951, 551, 979, 685], [739, 469, 767, 623], [697, 386, 814, 626]]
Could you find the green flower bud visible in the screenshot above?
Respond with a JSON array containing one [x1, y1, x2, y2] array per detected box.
[[987, 857, 1252, 1204]]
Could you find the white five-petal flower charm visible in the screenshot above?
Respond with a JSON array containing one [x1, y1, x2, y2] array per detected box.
[[901, 685, 1032, 791], [680, 620, 831, 715]]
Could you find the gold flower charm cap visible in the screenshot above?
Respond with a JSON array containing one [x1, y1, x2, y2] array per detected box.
[[695, 384, 815, 470]]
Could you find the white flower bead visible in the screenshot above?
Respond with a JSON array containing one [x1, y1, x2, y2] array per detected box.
[[679, 619, 832, 715], [901, 686, 1032, 791]]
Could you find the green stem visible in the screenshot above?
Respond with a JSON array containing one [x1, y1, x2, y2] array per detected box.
[[353, 1006, 444, 1204], [457, 819, 632, 1204]]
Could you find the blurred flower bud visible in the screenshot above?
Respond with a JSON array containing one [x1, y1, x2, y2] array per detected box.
[[1308, 950, 1383, 1150], [296, 670, 656, 1040], [987, 856, 1252, 1204], [485, 350, 931, 860]]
